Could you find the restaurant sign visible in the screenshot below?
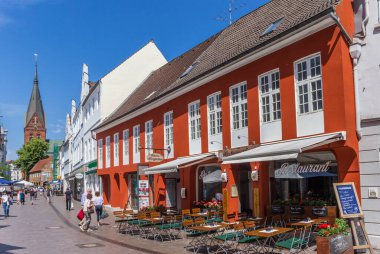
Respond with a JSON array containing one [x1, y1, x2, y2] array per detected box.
[[146, 153, 164, 162], [275, 161, 332, 178]]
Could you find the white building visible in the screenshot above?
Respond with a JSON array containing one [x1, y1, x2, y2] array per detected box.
[[9, 162, 22, 181], [61, 41, 167, 198], [352, 0, 380, 249], [0, 124, 7, 164]]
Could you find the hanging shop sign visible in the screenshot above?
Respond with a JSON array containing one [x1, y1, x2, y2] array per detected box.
[[275, 161, 333, 178], [146, 153, 164, 162], [75, 173, 84, 179]]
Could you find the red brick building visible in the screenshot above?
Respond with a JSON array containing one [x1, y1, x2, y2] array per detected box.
[[29, 157, 53, 186], [24, 62, 46, 144], [94, 0, 359, 218]]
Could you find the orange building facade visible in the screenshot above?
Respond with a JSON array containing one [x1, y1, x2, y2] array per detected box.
[[94, 0, 359, 218]]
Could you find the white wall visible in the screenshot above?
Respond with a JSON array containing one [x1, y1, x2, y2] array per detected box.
[[356, 0, 380, 249], [100, 41, 167, 119]]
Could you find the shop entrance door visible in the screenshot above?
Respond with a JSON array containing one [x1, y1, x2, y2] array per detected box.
[[128, 173, 138, 210], [238, 165, 252, 214]]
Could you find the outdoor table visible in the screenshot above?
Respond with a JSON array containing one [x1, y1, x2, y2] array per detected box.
[[290, 218, 326, 228], [244, 227, 293, 253], [142, 217, 164, 224], [187, 224, 225, 254], [220, 221, 239, 229], [189, 212, 209, 218]]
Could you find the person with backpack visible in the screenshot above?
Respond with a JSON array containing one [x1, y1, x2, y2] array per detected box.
[[19, 189, 25, 205]]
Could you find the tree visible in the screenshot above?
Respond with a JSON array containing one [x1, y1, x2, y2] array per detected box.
[[14, 139, 49, 180], [0, 163, 11, 180]]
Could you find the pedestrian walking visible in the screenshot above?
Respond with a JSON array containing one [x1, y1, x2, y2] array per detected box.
[[80, 193, 94, 232], [1, 191, 11, 217], [93, 191, 104, 226], [46, 187, 52, 203], [79, 188, 92, 227], [29, 188, 35, 205], [65, 187, 72, 211], [34, 187, 38, 200], [19, 189, 25, 205]]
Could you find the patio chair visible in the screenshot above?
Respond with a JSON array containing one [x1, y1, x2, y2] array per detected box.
[[153, 216, 174, 242], [206, 211, 223, 224], [270, 215, 284, 227], [275, 228, 304, 254], [213, 223, 245, 253], [194, 217, 205, 226], [192, 208, 201, 214], [181, 209, 191, 220], [243, 221, 257, 231], [301, 226, 313, 253]]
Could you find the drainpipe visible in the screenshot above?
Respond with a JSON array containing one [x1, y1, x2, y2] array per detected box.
[[361, 0, 370, 37], [330, 12, 362, 140]]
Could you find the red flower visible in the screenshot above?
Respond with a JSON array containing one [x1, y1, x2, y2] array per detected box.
[[324, 231, 329, 236], [318, 223, 330, 229]]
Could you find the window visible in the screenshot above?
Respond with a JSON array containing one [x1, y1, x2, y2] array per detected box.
[[98, 139, 103, 169], [262, 18, 284, 36], [123, 129, 129, 165], [295, 54, 323, 114], [105, 136, 110, 168], [164, 111, 173, 147], [84, 141, 87, 162], [92, 139, 96, 161], [197, 166, 222, 201], [113, 133, 119, 166], [259, 70, 281, 123], [145, 120, 153, 159], [208, 93, 222, 135], [230, 83, 248, 130], [133, 125, 140, 154], [189, 101, 201, 140]]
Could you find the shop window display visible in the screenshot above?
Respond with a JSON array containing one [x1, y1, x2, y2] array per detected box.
[[197, 166, 223, 202]]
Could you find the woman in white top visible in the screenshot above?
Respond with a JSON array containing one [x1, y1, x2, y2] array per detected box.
[[93, 191, 104, 226], [1, 192, 10, 217], [80, 193, 93, 232]]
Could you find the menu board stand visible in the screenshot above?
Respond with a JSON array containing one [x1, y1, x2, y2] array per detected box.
[[333, 182, 374, 254]]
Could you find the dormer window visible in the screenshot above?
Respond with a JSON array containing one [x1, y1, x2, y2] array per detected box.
[[262, 18, 284, 36], [180, 62, 199, 78]]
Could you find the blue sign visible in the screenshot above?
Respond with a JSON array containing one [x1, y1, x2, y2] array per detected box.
[[335, 183, 362, 217]]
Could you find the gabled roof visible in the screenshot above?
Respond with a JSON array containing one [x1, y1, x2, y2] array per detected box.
[[25, 64, 45, 128], [29, 157, 52, 173], [97, 0, 341, 130]]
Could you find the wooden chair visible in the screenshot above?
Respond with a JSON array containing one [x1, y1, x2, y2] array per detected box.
[[238, 212, 248, 221], [150, 211, 161, 218], [181, 209, 191, 220], [243, 221, 256, 231], [194, 217, 205, 226], [192, 208, 201, 214], [270, 215, 284, 227]]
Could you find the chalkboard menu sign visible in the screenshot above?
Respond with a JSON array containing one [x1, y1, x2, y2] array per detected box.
[[333, 182, 363, 218], [312, 207, 327, 217], [329, 233, 353, 254], [271, 205, 284, 214], [290, 206, 304, 215]]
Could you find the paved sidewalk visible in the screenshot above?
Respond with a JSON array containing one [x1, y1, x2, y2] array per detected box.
[[0, 193, 145, 254], [49, 195, 188, 254]]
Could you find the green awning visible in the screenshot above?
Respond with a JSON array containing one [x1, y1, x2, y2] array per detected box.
[[85, 169, 97, 175], [88, 161, 97, 169]]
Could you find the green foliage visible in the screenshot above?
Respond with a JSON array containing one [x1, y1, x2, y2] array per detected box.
[[317, 218, 350, 237], [0, 163, 11, 180], [14, 138, 49, 178]]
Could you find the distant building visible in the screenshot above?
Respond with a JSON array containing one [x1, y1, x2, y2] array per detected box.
[[24, 60, 46, 144], [7, 161, 22, 182], [29, 157, 53, 186], [61, 41, 167, 200], [0, 124, 7, 164]]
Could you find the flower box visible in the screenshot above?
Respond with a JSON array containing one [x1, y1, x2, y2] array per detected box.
[[316, 233, 353, 254]]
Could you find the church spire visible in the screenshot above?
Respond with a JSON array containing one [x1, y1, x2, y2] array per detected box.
[[25, 54, 45, 129]]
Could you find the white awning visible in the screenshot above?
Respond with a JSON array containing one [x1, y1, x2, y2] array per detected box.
[[222, 131, 345, 164], [143, 153, 217, 175]]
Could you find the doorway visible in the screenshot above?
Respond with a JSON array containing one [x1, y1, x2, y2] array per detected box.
[[237, 164, 252, 214]]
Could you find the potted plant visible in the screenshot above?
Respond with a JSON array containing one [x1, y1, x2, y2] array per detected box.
[[316, 218, 353, 254]]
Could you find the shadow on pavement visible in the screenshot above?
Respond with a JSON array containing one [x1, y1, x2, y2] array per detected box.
[[0, 225, 10, 229], [0, 243, 25, 254]]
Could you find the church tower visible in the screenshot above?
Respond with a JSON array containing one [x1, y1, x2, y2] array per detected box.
[[24, 55, 46, 143]]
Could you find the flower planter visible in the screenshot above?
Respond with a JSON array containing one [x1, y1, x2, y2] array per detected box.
[[316, 233, 353, 254]]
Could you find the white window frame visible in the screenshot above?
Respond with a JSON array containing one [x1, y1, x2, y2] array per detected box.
[[229, 82, 248, 131], [122, 129, 129, 165], [294, 53, 323, 115], [133, 125, 140, 163], [207, 92, 222, 136], [258, 69, 281, 124], [164, 111, 173, 158], [164, 111, 173, 147], [188, 100, 201, 141], [145, 120, 153, 160], [113, 132, 119, 166], [105, 136, 110, 168]]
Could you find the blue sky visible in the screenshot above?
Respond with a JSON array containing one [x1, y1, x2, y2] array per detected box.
[[0, 0, 269, 160]]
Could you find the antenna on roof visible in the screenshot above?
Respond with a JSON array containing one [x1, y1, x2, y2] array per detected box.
[[216, 0, 246, 25]]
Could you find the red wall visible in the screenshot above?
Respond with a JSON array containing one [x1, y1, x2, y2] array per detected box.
[[97, 19, 359, 209]]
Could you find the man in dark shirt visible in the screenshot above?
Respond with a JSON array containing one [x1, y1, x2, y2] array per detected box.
[[65, 188, 72, 211]]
